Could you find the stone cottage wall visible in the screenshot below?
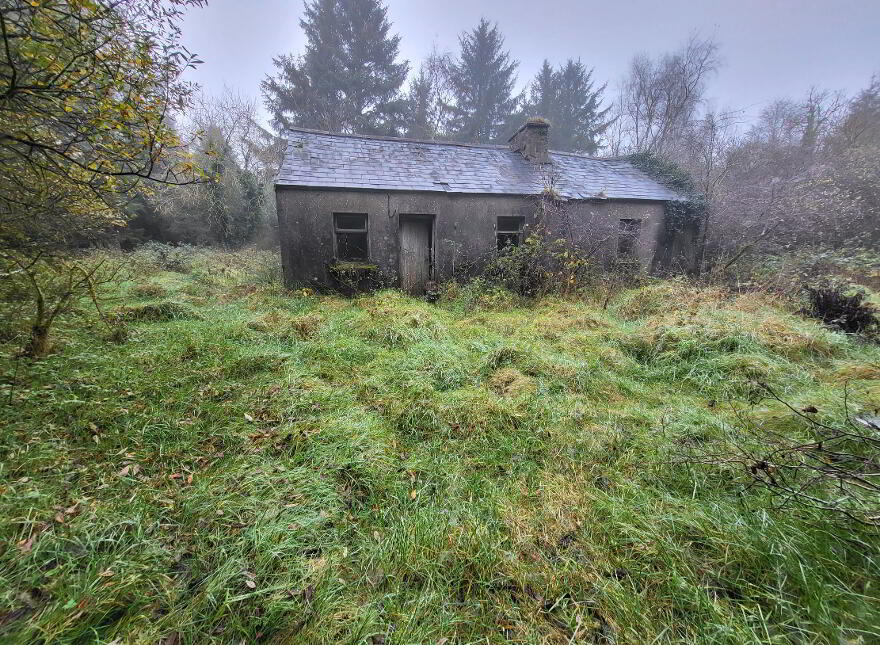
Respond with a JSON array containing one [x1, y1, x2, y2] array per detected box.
[[275, 187, 670, 289]]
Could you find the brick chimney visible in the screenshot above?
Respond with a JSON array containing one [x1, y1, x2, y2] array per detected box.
[[508, 117, 550, 164]]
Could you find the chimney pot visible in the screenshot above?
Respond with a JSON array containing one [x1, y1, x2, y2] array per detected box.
[[508, 117, 550, 164]]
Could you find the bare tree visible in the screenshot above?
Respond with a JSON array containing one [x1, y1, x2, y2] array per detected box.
[[610, 34, 720, 156], [152, 90, 283, 247]]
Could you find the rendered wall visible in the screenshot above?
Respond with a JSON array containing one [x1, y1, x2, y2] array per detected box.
[[275, 186, 671, 289]]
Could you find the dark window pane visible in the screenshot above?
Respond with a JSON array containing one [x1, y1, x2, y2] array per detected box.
[[617, 235, 636, 257], [617, 219, 641, 257], [336, 232, 368, 260], [497, 232, 521, 251], [497, 216, 523, 232], [335, 213, 367, 230]]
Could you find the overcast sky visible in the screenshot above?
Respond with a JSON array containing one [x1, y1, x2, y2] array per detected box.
[[180, 0, 880, 130]]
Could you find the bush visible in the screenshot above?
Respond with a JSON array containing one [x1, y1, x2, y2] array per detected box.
[[481, 234, 600, 297], [803, 285, 879, 335]]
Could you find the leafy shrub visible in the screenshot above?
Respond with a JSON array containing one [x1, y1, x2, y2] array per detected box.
[[481, 234, 600, 297], [803, 285, 879, 335]]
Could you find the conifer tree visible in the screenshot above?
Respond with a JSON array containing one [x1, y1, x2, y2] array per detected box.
[[404, 69, 434, 139], [528, 60, 556, 122], [262, 0, 408, 134], [446, 19, 519, 143], [525, 59, 610, 154]]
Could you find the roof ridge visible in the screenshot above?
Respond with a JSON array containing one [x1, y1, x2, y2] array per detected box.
[[284, 126, 509, 151], [548, 149, 631, 162]]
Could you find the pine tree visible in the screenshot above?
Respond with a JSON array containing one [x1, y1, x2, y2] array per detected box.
[[446, 19, 519, 143], [404, 68, 434, 139], [525, 59, 610, 154], [262, 0, 409, 134], [528, 60, 556, 122], [403, 49, 455, 139]]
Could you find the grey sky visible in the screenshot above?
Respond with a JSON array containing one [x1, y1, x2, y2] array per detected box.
[[181, 0, 880, 130]]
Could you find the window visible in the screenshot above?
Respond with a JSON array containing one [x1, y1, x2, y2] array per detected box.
[[617, 218, 642, 258], [334, 213, 368, 260], [496, 216, 524, 251]]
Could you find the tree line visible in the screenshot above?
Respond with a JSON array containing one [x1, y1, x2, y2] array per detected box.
[[262, 2, 611, 154], [2, 0, 877, 264], [261, 0, 878, 264]]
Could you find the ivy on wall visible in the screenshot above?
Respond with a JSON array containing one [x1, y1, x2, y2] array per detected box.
[[627, 152, 708, 273], [626, 152, 708, 227]]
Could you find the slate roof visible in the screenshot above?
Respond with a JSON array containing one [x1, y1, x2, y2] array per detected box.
[[276, 128, 683, 202]]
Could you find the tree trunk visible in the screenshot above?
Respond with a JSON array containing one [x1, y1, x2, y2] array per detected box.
[[26, 323, 52, 357]]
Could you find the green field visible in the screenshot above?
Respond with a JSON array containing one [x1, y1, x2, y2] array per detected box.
[[1, 251, 879, 644]]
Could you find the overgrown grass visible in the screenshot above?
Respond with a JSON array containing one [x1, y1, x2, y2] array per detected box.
[[1, 251, 879, 643]]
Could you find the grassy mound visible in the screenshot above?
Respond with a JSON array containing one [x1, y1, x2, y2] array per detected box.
[[113, 300, 200, 322]]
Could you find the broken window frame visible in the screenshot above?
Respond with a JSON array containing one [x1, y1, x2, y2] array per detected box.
[[496, 216, 525, 252], [333, 213, 369, 261], [617, 218, 642, 260]]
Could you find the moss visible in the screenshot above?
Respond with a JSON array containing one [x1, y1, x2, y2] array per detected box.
[[330, 261, 379, 273]]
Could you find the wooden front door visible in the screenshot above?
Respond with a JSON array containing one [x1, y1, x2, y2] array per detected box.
[[399, 216, 432, 294]]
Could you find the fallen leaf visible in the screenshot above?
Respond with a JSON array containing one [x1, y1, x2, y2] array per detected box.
[[18, 477, 30, 483], [118, 465, 131, 477], [186, 473, 193, 485], [245, 579, 256, 589], [373, 530, 381, 541], [159, 632, 180, 645], [18, 536, 36, 553], [98, 569, 114, 577], [410, 489, 417, 500], [54, 512, 65, 524]]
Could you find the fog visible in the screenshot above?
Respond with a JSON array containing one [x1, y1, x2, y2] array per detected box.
[[182, 0, 880, 127]]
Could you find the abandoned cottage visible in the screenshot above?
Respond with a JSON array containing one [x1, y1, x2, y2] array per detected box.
[[275, 119, 695, 294]]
